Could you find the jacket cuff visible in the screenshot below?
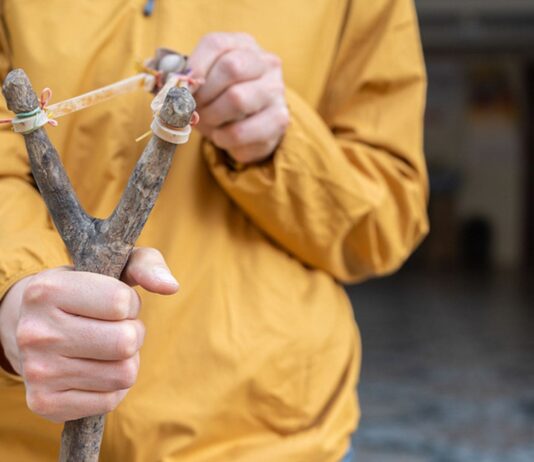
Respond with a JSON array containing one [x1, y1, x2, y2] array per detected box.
[[202, 87, 320, 189]]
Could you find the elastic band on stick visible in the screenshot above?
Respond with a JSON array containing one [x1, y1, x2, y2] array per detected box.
[[12, 108, 53, 134]]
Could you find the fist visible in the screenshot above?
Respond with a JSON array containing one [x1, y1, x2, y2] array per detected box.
[[189, 32, 290, 165], [0, 248, 178, 422]]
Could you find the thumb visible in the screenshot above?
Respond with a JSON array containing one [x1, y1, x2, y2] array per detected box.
[[121, 247, 179, 295]]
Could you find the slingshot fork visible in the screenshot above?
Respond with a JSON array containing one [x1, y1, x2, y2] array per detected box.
[[2, 68, 196, 462]]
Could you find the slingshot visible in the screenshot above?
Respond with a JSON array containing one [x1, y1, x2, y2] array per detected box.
[[1, 50, 197, 462]]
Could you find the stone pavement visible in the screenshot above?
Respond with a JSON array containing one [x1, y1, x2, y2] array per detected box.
[[346, 270, 534, 462]]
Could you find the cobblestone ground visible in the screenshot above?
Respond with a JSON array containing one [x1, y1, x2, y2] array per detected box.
[[346, 270, 534, 462]]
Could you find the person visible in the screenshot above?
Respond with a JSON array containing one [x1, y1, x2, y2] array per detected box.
[[0, 0, 428, 460]]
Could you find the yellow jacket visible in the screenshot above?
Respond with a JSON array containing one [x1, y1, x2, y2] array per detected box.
[[0, 1, 428, 461]]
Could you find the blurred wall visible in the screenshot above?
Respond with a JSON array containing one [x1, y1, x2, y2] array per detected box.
[[414, 0, 534, 270]]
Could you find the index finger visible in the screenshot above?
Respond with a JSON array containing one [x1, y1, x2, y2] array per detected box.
[[188, 32, 260, 81], [24, 270, 140, 321]]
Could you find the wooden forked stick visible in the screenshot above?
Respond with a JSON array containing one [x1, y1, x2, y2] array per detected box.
[[2, 69, 196, 462]]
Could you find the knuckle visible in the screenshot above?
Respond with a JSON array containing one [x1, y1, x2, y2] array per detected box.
[[149, 247, 164, 260], [137, 320, 146, 345], [110, 287, 133, 319], [23, 276, 56, 305], [102, 393, 121, 414], [116, 359, 138, 389], [23, 360, 49, 384], [116, 324, 138, 358], [26, 390, 53, 417], [205, 33, 230, 51], [16, 317, 57, 350], [276, 105, 290, 130], [16, 319, 41, 349], [139, 247, 163, 261], [226, 86, 246, 110], [202, 33, 218, 46], [131, 248, 164, 273], [265, 52, 282, 68], [270, 79, 285, 96], [15, 322, 32, 350], [227, 124, 246, 146], [221, 54, 245, 79], [132, 291, 142, 316], [237, 32, 255, 44]]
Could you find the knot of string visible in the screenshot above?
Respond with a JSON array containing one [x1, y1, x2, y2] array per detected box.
[[38, 87, 58, 127]]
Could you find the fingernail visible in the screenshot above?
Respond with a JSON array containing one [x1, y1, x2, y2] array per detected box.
[[153, 267, 179, 288]]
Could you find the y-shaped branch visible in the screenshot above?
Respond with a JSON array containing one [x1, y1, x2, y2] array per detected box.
[[2, 69, 196, 462]]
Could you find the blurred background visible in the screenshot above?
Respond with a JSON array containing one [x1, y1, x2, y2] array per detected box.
[[350, 1, 534, 461]]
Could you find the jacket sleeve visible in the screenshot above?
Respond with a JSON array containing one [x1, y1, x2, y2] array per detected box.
[[203, 0, 429, 283], [0, 36, 70, 300]]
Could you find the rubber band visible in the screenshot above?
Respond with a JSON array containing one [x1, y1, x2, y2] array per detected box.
[[15, 107, 41, 119], [11, 109, 51, 134], [0, 108, 40, 125], [1, 88, 58, 134], [1, 60, 201, 140]]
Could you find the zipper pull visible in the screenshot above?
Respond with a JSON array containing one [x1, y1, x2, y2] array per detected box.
[[143, 0, 155, 17]]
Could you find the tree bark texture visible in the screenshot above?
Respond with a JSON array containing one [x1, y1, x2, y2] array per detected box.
[[2, 69, 196, 462]]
